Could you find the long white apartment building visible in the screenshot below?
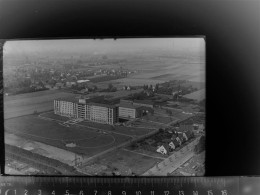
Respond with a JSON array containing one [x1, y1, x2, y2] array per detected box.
[[54, 96, 117, 125]]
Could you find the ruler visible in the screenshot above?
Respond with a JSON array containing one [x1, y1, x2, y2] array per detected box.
[[0, 176, 259, 195]]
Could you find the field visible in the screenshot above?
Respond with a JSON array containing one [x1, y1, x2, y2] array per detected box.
[[5, 115, 132, 158], [84, 148, 162, 175], [4, 90, 75, 119], [5, 112, 157, 159], [142, 114, 178, 125], [41, 112, 154, 136]]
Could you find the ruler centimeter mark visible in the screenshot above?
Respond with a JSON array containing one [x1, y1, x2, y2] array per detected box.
[[0, 176, 249, 195]]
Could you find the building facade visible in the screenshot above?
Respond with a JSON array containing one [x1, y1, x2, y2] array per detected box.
[[54, 97, 117, 125]]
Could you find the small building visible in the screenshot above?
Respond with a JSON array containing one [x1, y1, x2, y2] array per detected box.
[[156, 144, 170, 155], [175, 136, 182, 146], [178, 133, 186, 144], [183, 130, 194, 141], [55, 82, 64, 89], [169, 139, 180, 150], [117, 103, 143, 119]]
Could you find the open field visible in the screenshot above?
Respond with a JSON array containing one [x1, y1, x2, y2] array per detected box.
[[84, 148, 162, 175], [4, 90, 75, 119], [98, 78, 164, 88], [41, 112, 155, 136], [5, 115, 131, 158], [142, 114, 177, 124], [123, 55, 205, 83], [3, 88, 144, 119]]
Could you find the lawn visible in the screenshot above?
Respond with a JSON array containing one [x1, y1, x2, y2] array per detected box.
[[5, 115, 131, 157]]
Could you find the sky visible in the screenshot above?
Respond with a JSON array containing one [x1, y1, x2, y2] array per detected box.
[[3, 38, 205, 56]]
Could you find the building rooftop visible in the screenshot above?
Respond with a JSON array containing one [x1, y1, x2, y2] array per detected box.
[[88, 102, 116, 109], [55, 95, 104, 104], [117, 103, 142, 109], [55, 96, 79, 103]]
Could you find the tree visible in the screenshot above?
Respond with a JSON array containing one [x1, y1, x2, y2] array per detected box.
[[93, 85, 98, 91], [108, 83, 113, 90], [155, 84, 159, 92]]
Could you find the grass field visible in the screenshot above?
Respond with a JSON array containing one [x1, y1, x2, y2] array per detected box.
[[40, 112, 155, 136], [4, 90, 75, 119], [5, 115, 132, 158]]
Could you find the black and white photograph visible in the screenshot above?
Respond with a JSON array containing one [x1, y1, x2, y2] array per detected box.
[[3, 38, 205, 176]]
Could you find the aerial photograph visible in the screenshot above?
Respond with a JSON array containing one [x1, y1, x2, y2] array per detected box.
[[3, 38, 205, 176]]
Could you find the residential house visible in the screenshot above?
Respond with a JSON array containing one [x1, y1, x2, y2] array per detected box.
[[156, 144, 170, 155], [55, 82, 64, 89], [44, 84, 52, 89], [183, 130, 194, 141], [178, 133, 185, 144], [169, 139, 180, 150], [175, 136, 182, 146]]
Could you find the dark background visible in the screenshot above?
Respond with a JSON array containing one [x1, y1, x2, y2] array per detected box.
[[0, 0, 260, 176]]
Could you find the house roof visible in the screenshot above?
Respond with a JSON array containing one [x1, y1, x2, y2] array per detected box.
[[55, 96, 79, 103], [172, 139, 180, 146], [178, 133, 185, 141], [162, 143, 170, 153]]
